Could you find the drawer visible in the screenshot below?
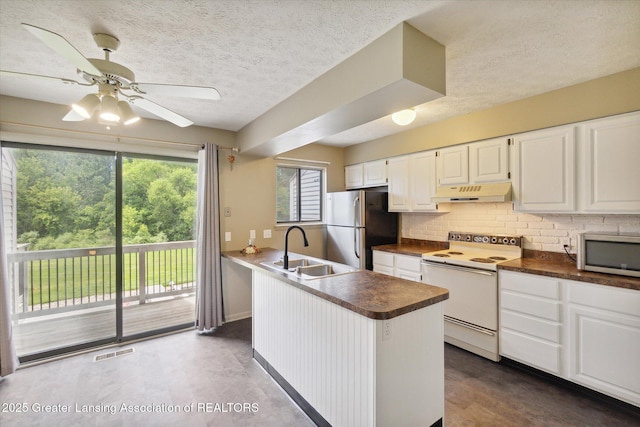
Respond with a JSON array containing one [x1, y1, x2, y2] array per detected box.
[[501, 291, 561, 322], [501, 310, 561, 343], [567, 280, 640, 317], [394, 254, 421, 272], [373, 251, 394, 268], [499, 270, 561, 299], [500, 329, 562, 375]]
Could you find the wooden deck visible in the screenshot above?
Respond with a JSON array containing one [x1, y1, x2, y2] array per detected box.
[[13, 294, 195, 356]]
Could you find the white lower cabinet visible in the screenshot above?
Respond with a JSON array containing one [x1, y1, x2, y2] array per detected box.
[[566, 281, 640, 406], [373, 250, 421, 282], [499, 270, 640, 407], [499, 271, 563, 375]]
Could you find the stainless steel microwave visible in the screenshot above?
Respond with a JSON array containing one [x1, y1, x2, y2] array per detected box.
[[577, 232, 640, 278]]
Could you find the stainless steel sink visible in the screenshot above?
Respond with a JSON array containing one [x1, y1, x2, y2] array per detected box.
[[260, 257, 356, 280], [272, 258, 323, 269], [295, 264, 337, 277]]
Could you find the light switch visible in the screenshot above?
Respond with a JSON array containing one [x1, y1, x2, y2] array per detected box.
[[263, 229, 272, 239], [225, 232, 231, 242], [224, 207, 231, 217], [250, 230, 256, 239]]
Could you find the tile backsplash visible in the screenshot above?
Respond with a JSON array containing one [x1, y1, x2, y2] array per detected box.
[[402, 203, 640, 253]]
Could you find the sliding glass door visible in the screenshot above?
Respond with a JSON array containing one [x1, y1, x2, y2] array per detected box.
[[120, 155, 197, 338], [1, 144, 117, 359], [1, 144, 197, 361]]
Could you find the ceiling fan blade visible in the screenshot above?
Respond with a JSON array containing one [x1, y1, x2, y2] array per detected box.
[[129, 97, 193, 127], [62, 109, 85, 121], [130, 83, 221, 100], [22, 23, 102, 77], [0, 69, 80, 85]]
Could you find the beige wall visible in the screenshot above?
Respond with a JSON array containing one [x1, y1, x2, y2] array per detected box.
[[344, 67, 640, 164], [218, 143, 345, 256]]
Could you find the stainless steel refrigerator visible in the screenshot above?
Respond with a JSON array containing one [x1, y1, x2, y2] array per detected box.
[[326, 189, 398, 270]]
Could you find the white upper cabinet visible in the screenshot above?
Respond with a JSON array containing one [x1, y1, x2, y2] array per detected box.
[[410, 151, 438, 211], [345, 163, 364, 189], [512, 124, 577, 212], [580, 111, 640, 213], [363, 159, 388, 187], [387, 156, 410, 211], [469, 137, 510, 183], [345, 160, 387, 189], [387, 151, 439, 212], [437, 145, 469, 185], [437, 138, 510, 186]]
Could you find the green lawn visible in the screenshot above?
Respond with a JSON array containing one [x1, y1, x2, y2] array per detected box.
[[25, 249, 196, 307]]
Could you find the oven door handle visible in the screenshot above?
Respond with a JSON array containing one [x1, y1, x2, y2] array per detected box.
[[421, 260, 496, 276], [444, 316, 496, 336]]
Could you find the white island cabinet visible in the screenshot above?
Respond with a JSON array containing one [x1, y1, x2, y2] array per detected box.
[[252, 270, 444, 427], [225, 248, 449, 427]]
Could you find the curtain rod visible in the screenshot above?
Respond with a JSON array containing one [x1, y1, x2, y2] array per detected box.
[[274, 156, 330, 165], [1, 120, 202, 148]]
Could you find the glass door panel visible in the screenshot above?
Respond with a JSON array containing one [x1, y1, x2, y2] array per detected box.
[[121, 156, 196, 337], [1, 145, 116, 359]]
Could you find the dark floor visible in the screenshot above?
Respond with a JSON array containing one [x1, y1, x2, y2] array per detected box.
[[1, 318, 638, 426]]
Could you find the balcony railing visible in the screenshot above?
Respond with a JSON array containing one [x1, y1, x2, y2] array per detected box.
[[6, 240, 196, 319]]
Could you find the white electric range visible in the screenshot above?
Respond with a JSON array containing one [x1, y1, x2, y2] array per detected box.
[[421, 232, 522, 361]]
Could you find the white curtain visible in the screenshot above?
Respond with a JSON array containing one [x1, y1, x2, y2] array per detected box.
[[195, 144, 224, 331], [0, 158, 19, 377]]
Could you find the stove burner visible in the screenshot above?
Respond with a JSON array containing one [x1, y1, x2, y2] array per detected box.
[[433, 254, 450, 257], [447, 251, 463, 255], [469, 258, 496, 263], [488, 256, 507, 261]]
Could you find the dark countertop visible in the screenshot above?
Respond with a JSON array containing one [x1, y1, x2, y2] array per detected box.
[[223, 248, 449, 320], [372, 241, 640, 291]]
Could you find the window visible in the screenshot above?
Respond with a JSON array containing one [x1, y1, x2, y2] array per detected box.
[[276, 166, 323, 223]]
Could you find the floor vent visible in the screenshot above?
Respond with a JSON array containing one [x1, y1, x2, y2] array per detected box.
[[94, 347, 135, 362]]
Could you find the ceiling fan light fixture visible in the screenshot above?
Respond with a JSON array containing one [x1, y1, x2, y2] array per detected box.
[[71, 94, 100, 118], [99, 95, 120, 122], [118, 101, 140, 125], [391, 109, 416, 126]]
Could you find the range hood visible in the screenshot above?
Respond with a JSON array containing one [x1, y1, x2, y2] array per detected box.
[[432, 182, 512, 203]]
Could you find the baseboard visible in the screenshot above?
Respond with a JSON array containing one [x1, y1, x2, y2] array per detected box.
[[224, 310, 252, 322]]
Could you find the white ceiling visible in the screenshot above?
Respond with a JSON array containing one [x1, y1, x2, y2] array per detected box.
[[1, 0, 639, 147]]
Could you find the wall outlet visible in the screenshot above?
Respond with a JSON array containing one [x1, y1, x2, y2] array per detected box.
[[225, 232, 231, 242], [382, 320, 392, 341], [250, 229, 256, 239], [263, 229, 272, 239]]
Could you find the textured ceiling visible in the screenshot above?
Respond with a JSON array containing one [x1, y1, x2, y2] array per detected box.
[[0, 0, 639, 147]]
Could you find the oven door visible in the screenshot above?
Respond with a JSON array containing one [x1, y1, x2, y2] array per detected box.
[[421, 261, 497, 330]]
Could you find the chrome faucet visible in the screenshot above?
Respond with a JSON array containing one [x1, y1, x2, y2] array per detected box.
[[283, 225, 309, 269]]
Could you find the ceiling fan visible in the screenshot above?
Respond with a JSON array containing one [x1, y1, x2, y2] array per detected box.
[[0, 23, 221, 127]]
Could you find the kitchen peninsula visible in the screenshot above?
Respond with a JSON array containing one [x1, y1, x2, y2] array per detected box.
[[223, 248, 449, 427]]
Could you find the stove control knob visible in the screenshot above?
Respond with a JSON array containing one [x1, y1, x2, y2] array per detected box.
[[482, 236, 490, 243], [502, 237, 509, 244], [491, 237, 498, 243], [510, 238, 517, 245], [456, 234, 462, 240], [465, 235, 472, 241]]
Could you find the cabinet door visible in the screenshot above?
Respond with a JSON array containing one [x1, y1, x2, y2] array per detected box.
[[512, 125, 577, 212], [582, 112, 640, 213], [345, 164, 364, 189], [387, 156, 410, 211], [410, 151, 438, 211], [566, 281, 640, 406], [437, 145, 469, 185], [363, 160, 387, 187], [469, 137, 509, 183]]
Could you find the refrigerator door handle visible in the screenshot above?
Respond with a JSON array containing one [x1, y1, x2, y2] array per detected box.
[[353, 196, 360, 259]]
